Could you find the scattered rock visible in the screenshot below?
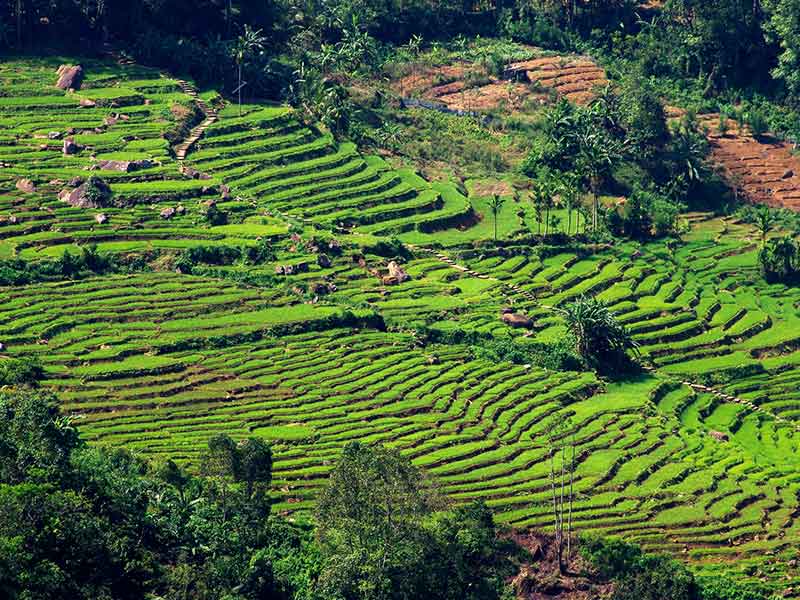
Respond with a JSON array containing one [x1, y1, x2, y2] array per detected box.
[[317, 254, 331, 268], [709, 430, 729, 442], [175, 205, 186, 215], [62, 137, 80, 155], [160, 207, 176, 219], [220, 184, 231, 200], [68, 176, 84, 187], [58, 176, 112, 209], [387, 261, 410, 283], [180, 165, 211, 180], [94, 213, 108, 225], [502, 312, 533, 329], [79, 98, 97, 108], [15, 179, 36, 193], [782, 170, 794, 180], [47, 131, 62, 140], [56, 64, 84, 90], [328, 238, 342, 254], [95, 158, 153, 172], [311, 282, 332, 296]]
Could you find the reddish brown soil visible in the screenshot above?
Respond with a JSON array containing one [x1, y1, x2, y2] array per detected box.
[[395, 63, 542, 112], [685, 112, 800, 211], [507, 56, 608, 105], [393, 53, 606, 111], [509, 531, 615, 600]]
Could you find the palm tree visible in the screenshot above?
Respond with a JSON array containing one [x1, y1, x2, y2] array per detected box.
[[771, 236, 798, 278], [487, 194, 506, 241], [576, 130, 618, 232], [756, 205, 775, 244], [559, 174, 580, 235], [531, 180, 551, 236], [232, 26, 267, 116], [557, 296, 639, 371]]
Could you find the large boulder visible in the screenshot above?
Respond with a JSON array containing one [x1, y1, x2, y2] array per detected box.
[[56, 64, 84, 90], [95, 159, 153, 173], [709, 430, 729, 442], [62, 137, 81, 155], [180, 165, 211, 180], [317, 254, 332, 268], [502, 312, 533, 329], [58, 176, 112, 209], [387, 261, 410, 283], [15, 179, 36, 193]]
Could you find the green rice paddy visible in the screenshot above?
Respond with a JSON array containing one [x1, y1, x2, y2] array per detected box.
[[1, 55, 799, 590]]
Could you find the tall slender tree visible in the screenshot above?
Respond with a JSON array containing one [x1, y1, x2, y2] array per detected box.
[[232, 26, 266, 116], [487, 194, 506, 241]]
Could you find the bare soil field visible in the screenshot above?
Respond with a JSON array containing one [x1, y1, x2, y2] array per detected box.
[[690, 112, 800, 210], [506, 55, 608, 105], [394, 53, 607, 111]]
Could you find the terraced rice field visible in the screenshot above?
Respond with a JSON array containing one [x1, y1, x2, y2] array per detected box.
[[669, 111, 800, 211], [1, 56, 800, 590], [506, 54, 608, 105], [396, 51, 607, 110]]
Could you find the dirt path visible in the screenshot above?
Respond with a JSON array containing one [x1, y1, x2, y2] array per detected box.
[[174, 80, 218, 161]]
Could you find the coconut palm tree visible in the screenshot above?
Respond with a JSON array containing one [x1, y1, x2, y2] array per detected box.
[[557, 296, 639, 371], [232, 26, 266, 116], [487, 194, 506, 241]]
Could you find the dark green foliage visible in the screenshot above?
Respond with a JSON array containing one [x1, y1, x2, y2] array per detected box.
[[82, 176, 113, 207], [316, 442, 516, 600], [0, 389, 317, 600], [0, 390, 77, 484], [201, 202, 228, 226], [246, 237, 276, 264], [759, 235, 800, 284], [607, 187, 681, 240], [581, 536, 645, 579], [471, 336, 584, 371], [582, 536, 775, 600], [0, 357, 44, 387], [557, 296, 639, 374], [0, 247, 117, 286], [613, 554, 700, 600]]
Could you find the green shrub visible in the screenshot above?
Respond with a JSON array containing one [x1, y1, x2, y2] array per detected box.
[[0, 357, 44, 387]]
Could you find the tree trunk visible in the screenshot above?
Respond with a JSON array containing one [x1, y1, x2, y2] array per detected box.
[[238, 63, 242, 116]]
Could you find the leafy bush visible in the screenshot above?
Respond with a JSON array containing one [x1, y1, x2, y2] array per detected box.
[[471, 336, 583, 371], [747, 108, 769, 138], [607, 187, 681, 240], [0, 357, 44, 387], [759, 236, 800, 284]]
